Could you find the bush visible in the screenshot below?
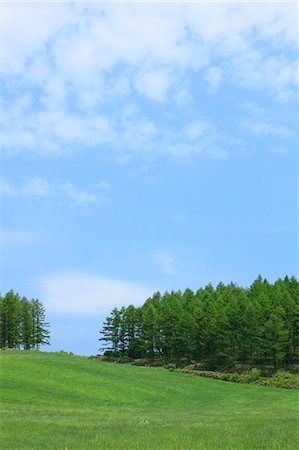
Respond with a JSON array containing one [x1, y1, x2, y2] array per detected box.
[[257, 375, 299, 389], [248, 368, 261, 382], [226, 373, 240, 382], [132, 359, 151, 366], [275, 370, 292, 378], [132, 358, 164, 367], [102, 355, 133, 364], [240, 373, 250, 383], [164, 363, 176, 371]]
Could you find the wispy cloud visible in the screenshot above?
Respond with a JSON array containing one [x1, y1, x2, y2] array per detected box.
[[248, 122, 292, 138], [241, 102, 294, 138], [0, 177, 14, 195], [154, 250, 176, 275], [0, 177, 111, 205], [1, 2, 296, 159], [135, 68, 173, 102], [184, 120, 210, 140], [40, 271, 154, 315]]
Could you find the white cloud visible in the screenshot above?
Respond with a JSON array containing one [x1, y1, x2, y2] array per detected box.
[[159, 118, 232, 160], [185, 120, 210, 140], [242, 102, 293, 138], [154, 250, 176, 275], [4, 3, 296, 95], [248, 122, 292, 138], [0, 177, 14, 195], [135, 69, 173, 102], [23, 178, 51, 197], [1, 2, 297, 158], [40, 271, 154, 315], [0, 177, 110, 205]]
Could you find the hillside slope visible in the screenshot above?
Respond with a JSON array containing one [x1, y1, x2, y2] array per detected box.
[[0, 350, 298, 449]]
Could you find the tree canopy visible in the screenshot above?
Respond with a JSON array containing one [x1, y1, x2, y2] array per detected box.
[[99, 276, 298, 370], [0, 290, 50, 350]]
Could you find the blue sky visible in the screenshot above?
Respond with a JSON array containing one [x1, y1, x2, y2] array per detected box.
[[1, 1, 298, 355]]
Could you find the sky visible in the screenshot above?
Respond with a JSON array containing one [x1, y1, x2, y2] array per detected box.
[[0, 0, 298, 355]]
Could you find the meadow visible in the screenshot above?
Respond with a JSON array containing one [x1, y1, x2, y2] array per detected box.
[[0, 350, 298, 449]]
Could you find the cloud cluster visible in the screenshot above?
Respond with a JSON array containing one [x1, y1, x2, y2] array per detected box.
[[40, 271, 154, 315], [0, 176, 111, 205], [242, 102, 294, 139], [2, 2, 297, 158]]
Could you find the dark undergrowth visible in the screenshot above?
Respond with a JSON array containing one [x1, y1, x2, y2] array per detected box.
[[94, 355, 299, 389]]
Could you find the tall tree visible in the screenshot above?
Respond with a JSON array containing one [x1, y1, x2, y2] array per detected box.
[[99, 277, 298, 370], [0, 291, 50, 350], [99, 308, 122, 354], [31, 300, 50, 349]]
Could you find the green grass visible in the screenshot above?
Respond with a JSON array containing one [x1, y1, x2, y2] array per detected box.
[[0, 350, 298, 449]]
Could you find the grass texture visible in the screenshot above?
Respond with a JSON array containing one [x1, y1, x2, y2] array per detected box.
[[1, 350, 298, 449]]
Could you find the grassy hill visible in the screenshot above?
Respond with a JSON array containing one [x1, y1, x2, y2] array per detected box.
[[0, 351, 298, 449]]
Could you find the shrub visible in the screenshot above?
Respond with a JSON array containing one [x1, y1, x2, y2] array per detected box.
[[176, 367, 299, 389], [240, 373, 250, 383], [257, 375, 299, 389], [132, 358, 164, 367], [248, 368, 261, 382], [102, 355, 132, 363], [164, 363, 176, 371], [275, 370, 292, 378], [226, 373, 240, 382]]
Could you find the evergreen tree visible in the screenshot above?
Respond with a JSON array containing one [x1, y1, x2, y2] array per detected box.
[[141, 301, 161, 356], [0, 291, 50, 350], [99, 276, 298, 370], [99, 308, 122, 354], [260, 307, 289, 370], [3, 291, 21, 348], [20, 298, 34, 350], [123, 305, 143, 358], [31, 300, 50, 349]]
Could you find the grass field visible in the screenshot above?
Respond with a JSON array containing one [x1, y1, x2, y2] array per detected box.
[[0, 350, 298, 449]]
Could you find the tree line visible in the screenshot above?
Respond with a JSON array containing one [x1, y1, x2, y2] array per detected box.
[[0, 290, 50, 350], [99, 276, 298, 370]]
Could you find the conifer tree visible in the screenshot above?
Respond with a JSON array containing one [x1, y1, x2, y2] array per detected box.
[[0, 291, 50, 350], [99, 276, 298, 370]]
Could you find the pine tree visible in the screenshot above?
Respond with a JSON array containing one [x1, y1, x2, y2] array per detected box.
[[0, 291, 50, 350], [98, 277, 298, 370], [141, 301, 161, 357], [2, 291, 21, 348], [123, 305, 143, 358], [99, 308, 122, 354], [20, 298, 34, 350], [31, 300, 50, 349], [260, 307, 289, 370]]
